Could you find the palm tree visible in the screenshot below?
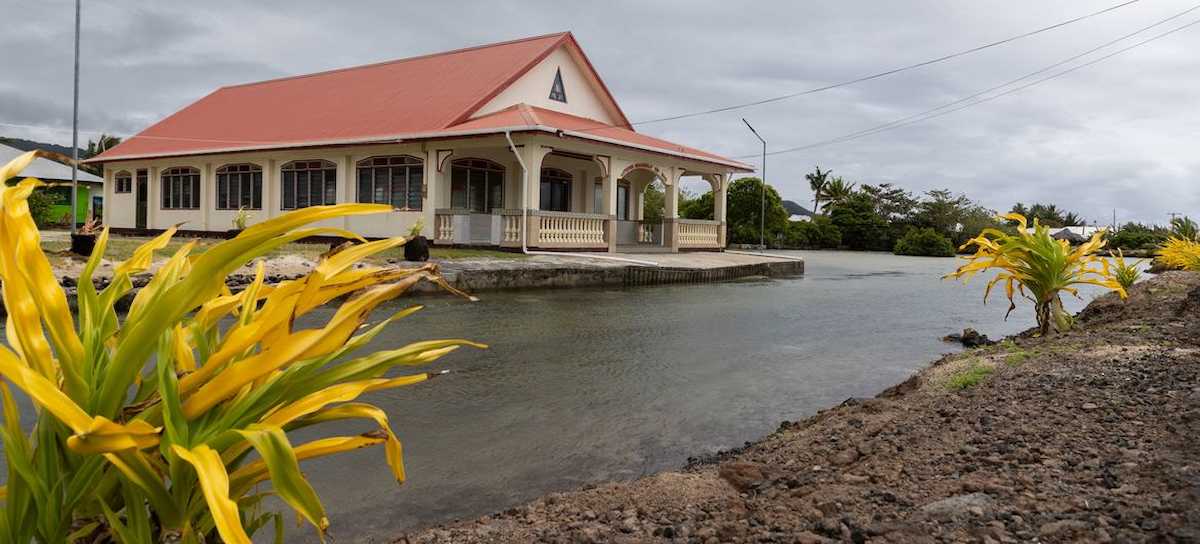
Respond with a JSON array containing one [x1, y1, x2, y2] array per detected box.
[[1062, 212, 1084, 227], [820, 177, 857, 212], [1028, 203, 1066, 227], [1170, 216, 1199, 241], [806, 166, 832, 215]]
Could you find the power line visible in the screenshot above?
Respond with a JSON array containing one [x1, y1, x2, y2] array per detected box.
[[735, 11, 1200, 160], [588, 0, 1142, 131]]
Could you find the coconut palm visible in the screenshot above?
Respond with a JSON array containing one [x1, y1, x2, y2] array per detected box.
[[805, 166, 832, 215], [1062, 212, 1084, 227], [820, 177, 857, 212], [1169, 216, 1198, 241]]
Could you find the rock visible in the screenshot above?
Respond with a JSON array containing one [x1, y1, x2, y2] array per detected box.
[[718, 461, 769, 492], [832, 448, 860, 465], [944, 328, 996, 347], [1038, 519, 1091, 538], [1081, 402, 1100, 411], [920, 492, 994, 519]]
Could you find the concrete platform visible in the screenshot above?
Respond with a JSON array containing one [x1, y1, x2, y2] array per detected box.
[[424, 251, 804, 293]]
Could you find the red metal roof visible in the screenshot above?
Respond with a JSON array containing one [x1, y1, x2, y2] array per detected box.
[[92, 32, 747, 170], [451, 105, 749, 169]]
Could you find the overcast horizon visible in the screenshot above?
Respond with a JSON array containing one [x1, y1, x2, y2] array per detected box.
[[2, 0, 1197, 225]]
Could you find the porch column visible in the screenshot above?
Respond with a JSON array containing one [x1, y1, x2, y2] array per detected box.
[[428, 148, 454, 244], [202, 162, 212, 231], [709, 173, 729, 248], [604, 157, 629, 253], [518, 144, 552, 247], [664, 166, 682, 252]]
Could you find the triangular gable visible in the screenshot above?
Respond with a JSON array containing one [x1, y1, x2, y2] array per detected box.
[[466, 34, 630, 129]]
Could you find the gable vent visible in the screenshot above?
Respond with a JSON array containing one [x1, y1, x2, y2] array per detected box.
[[549, 67, 567, 103]]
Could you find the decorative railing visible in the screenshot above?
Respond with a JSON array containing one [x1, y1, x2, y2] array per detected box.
[[502, 214, 522, 244], [435, 213, 454, 242], [678, 219, 722, 248], [534, 211, 607, 248], [638, 222, 656, 243]]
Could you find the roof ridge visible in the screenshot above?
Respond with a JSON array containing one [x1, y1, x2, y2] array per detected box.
[[222, 31, 572, 91]]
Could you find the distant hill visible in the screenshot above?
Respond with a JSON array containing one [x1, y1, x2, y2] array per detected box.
[[782, 200, 814, 217], [0, 137, 83, 160]]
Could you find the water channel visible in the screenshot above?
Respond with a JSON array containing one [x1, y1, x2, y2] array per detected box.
[[285, 250, 1112, 542]]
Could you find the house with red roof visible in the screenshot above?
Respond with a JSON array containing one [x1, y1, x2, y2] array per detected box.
[[89, 32, 750, 252]]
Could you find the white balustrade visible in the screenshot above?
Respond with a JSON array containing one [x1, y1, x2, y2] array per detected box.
[[502, 214, 522, 243], [536, 212, 606, 247], [677, 220, 721, 248], [435, 214, 454, 242], [638, 223, 655, 243]]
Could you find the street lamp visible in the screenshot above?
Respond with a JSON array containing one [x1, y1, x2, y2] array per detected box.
[[70, 0, 81, 232], [742, 118, 766, 249]]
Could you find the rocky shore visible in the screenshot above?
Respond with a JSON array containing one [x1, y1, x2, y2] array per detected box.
[[399, 271, 1200, 543]]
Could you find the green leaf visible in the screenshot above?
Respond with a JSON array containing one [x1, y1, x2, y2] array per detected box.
[[233, 425, 328, 536]]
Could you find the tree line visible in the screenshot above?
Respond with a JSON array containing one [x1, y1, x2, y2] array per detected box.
[[672, 165, 1184, 256]]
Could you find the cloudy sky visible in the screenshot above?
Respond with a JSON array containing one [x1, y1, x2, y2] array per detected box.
[[2, 0, 1197, 224]]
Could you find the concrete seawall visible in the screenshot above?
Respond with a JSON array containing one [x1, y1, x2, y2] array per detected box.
[[9, 253, 803, 316], [418, 253, 804, 293]]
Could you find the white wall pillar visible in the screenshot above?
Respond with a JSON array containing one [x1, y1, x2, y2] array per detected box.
[[201, 162, 212, 231]]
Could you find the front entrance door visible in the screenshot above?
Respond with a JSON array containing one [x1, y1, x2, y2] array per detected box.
[[135, 169, 148, 229]]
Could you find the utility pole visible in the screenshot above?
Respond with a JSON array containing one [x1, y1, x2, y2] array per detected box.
[[1168, 212, 1183, 222], [70, 0, 81, 232], [742, 118, 766, 249]]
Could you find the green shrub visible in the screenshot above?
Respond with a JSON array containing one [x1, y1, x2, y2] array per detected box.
[[782, 216, 841, 249], [27, 187, 57, 227], [1107, 223, 1166, 250], [894, 227, 955, 257]]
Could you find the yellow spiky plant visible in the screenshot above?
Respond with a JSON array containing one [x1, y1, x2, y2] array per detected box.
[[1157, 237, 1200, 271], [0, 151, 483, 543], [945, 213, 1126, 336]]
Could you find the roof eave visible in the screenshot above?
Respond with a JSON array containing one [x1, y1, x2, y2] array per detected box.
[[86, 125, 752, 171]]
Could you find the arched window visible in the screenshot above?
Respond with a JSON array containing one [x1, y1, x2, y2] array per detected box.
[[357, 156, 423, 210], [161, 167, 200, 209], [113, 170, 132, 194], [450, 158, 504, 212], [539, 168, 572, 212], [215, 163, 262, 210], [281, 160, 337, 210]]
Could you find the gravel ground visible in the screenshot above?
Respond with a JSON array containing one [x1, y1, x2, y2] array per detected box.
[[398, 271, 1200, 544]]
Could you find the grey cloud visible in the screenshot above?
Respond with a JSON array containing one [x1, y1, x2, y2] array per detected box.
[[1, 0, 1196, 223]]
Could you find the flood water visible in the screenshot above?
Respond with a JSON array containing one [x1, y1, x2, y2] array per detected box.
[[0, 251, 1116, 542], [287, 250, 1111, 542]]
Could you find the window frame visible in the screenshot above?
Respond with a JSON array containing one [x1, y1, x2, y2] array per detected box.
[[539, 167, 572, 212], [616, 180, 630, 220], [113, 170, 133, 194], [160, 166, 201, 210], [449, 158, 505, 213], [214, 163, 263, 210], [280, 160, 338, 210], [355, 155, 424, 211]]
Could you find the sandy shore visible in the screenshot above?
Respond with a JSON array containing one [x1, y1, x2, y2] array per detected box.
[[398, 271, 1200, 543]]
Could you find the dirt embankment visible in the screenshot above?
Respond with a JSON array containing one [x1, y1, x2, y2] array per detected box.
[[399, 271, 1200, 544]]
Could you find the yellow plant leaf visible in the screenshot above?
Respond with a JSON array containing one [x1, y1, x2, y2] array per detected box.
[[66, 417, 161, 454], [0, 345, 90, 432], [234, 425, 329, 535], [172, 444, 252, 544], [229, 435, 385, 495]]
